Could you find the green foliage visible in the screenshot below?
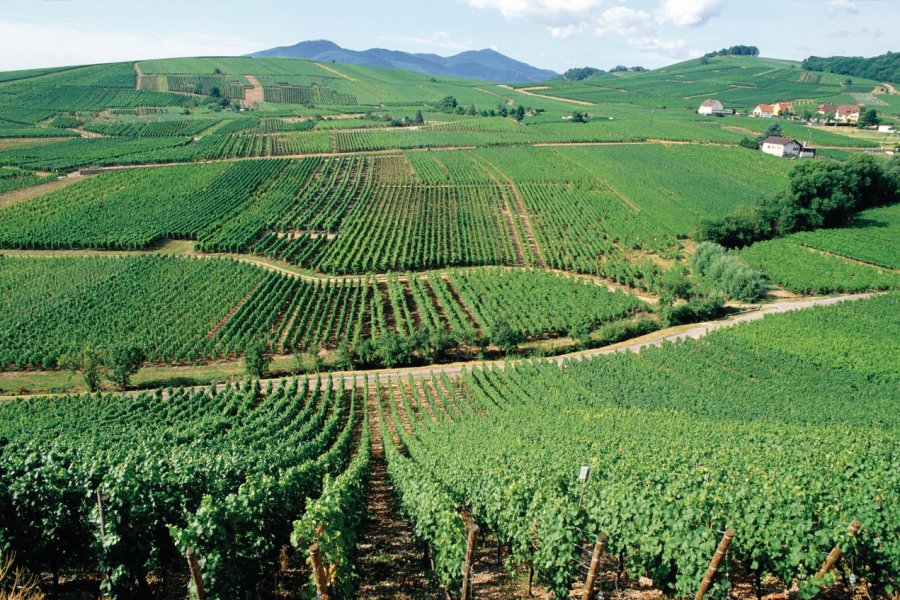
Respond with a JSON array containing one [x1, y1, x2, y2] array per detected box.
[[802, 51, 900, 84], [391, 294, 899, 598], [858, 108, 879, 128], [244, 341, 272, 378], [691, 242, 767, 301], [705, 45, 760, 58], [58, 346, 108, 392], [562, 67, 603, 81], [106, 345, 146, 390]]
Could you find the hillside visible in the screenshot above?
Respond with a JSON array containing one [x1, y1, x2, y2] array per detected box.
[[528, 54, 899, 113], [0, 51, 897, 600], [802, 51, 900, 85], [248, 39, 558, 83]]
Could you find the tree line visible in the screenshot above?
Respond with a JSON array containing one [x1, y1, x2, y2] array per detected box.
[[697, 154, 900, 248], [802, 51, 899, 84]]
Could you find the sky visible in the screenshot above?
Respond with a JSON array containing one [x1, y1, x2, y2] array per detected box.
[[0, 0, 897, 73]]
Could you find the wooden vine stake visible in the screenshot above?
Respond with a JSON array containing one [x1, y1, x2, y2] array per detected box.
[[185, 548, 205, 600], [582, 532, 609, 600], [460, 523, 479, 600], [815, 519, 861, 580], [695, 528, 735, 600], [309, 543, 330, 600]]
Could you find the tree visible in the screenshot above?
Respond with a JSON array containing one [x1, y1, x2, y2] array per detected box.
[[571, 112, 588, 123], [209, 86, 222, 98], [304, 342, 323, 374], [467, 104, 477, 116], [490, 322, 524, 355], [758, 122, 783, 143], [858, 108, 879, 128], [244, 341, 272, 379], [439, 96, 458, 111], [59, 347, 108, 392], [414, 110, 424, 125], [375, 333, 411, 368], [107, 345, 146, 390], [738, 137, 759, 150], [514, 105, 525, 122]]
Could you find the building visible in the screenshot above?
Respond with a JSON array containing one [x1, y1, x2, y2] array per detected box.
[[752, 104, 774, 118], [772, 102, 794, 116], [835, 104, 861, 123], [761, 136, 803, 157], [799, 147, 817, 159], [698, 99, 723, 115], [817, 103, 839, 115], [877, 124, 895, 133]]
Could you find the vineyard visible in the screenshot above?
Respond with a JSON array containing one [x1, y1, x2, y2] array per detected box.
[[0, 255, 647, 371], [0, 294, 895, 598], [0, 48, 898, 600], [0, 377, 367, 599], [377, 292, 900, 599]]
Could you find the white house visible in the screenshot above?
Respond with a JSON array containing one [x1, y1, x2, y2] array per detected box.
[[761, 136, 802, 158], [752, 104, 774, 118], [835, 104, 861, 123], [877, 124, 895, 133], [698, 99, 723, 115]]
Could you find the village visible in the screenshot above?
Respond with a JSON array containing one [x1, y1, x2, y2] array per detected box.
[[697, 97, 895, 158]]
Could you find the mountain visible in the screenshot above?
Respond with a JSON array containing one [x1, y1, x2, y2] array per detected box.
[[248, 39, 557, 83]]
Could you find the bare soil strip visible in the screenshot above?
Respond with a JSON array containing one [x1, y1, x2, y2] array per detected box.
[[355, 388, 446, 599], [470, 153, 547, 267], [0, 173, 88, 210], [497, 84, 597, 106], [243, 74, 265, 106], [314, 62, 358, 82]]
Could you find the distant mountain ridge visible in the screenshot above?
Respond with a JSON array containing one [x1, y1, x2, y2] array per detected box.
[[248, 39, 557, 83]]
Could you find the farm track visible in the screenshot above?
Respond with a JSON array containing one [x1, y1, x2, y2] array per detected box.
[[243, 74, 265, 106], [497, 84, 598, 106], [1, 292, 872, 401], [466, 153, 527, 266], [0, 172, 89, 209], [355, 389, 446, 600], [314, 62, 357, 81], [468, 153, 547, 268], [0, 244, 662, 302]]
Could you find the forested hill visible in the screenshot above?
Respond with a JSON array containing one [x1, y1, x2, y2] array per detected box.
[[802, 51, 900, 84]]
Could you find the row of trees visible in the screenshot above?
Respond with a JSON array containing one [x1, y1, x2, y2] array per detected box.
[[704, 45, 760, 58], [60, 346, 146, 391], [802, 51, 899, 84], [436, 96, 531, 120], [698, 153, 900, 247]]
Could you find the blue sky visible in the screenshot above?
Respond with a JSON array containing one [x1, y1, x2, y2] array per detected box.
[[0, 0, 897, 73]]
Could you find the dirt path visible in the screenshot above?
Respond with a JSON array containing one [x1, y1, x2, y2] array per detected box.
[[0, 292, 875, 402], [466, 153, 527, 266], [0, 172, 88, 210], [314, 62, 357, 82], [469, 153, 546, 268], [243, 75, 265, 106], [497, 84, 597, 106], [355, 388, 445, 599], [132, 62, 143, 91]]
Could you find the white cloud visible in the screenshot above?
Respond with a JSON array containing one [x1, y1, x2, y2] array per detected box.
[[656, 0, 725, 26], [379, 32, 476, 52], [0, 20, 259, 71], [462, 0, 605, 26], [826, 0, 859, 16]]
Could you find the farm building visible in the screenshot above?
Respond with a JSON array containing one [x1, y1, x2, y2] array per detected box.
[[835, 104, 861, 123], [698, 99, 723, 115], [772, 102, 794, 116], [817, 103, 839, 115], [752, 104, 774, 118], [761, 136, 802, 157]]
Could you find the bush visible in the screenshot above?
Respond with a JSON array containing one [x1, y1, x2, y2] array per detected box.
[[244, 341, 272, 379], [691, 242, 767, 302]]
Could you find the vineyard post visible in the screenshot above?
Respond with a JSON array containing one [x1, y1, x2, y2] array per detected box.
[[460, 523, 479, 600], [582, 532, 608, 600], [815, 519, 861, 579], [695, 528, 735, 600], [95, 489, 107, 538], [185, 548, 205, 600], [309, 543, 330, 600]]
